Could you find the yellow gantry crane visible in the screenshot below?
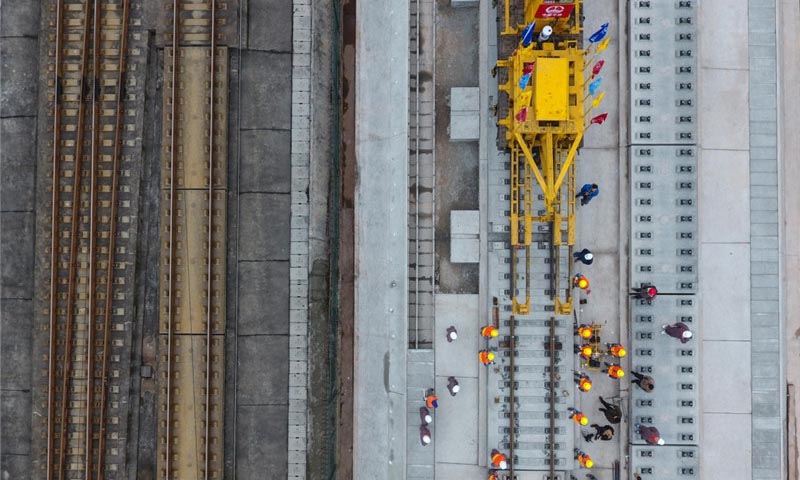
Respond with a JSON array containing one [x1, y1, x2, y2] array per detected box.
[[497, 0, 590, 315]]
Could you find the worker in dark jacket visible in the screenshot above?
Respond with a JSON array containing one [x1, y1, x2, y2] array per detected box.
[[631, 371, 655, 392], [573, 248, 594, 265], [597, 396, 622, 424], [630, 283, 658, 300], [583, 424, 614, 442], [636, 424, 665, 446], [662, 322, 693, 343]]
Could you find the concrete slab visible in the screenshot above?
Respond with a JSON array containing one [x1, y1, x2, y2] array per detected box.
[[238, 193, 290, 261], [248, 0, 293, 53], [434, 462, 485, 478], [699, 0, 749, 69], [698, 68, 750, 150], [0, 454, 29, 480], [236, 335, 289, 405], [0, 390, 30, 455], [0, 0, 40, 38], [0, 37, 38, 117], [240, 51, 291, 131], [235, 405, 288, 478], [451, 237, 479, 263], [237, 260, 289, 335], [701, 413, 752, 480], [451, 210, 479, 235], [0, 117, 36, 212], [434, 294, 479, 380], [450, 115, 480, 141], [0, 299, 32, 391], [433, 376, 478, 465], [702, 340, 751, 413], [240, 129, 291, 193], [450, 87, 479, 112], [699, 150, 750, 243], [700, 243, 751, 341], [0, 212, 34, 299]]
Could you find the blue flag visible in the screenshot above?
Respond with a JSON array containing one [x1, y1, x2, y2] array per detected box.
[[588, 77, 602, 96], [589, 22, 609, 43], [519, 73, 531, 90], [521, 21, 536, 47]]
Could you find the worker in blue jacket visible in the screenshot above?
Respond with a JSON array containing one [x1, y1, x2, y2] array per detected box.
[[576, 183, 599, 205]]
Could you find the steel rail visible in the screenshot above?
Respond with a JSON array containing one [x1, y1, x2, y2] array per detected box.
[[55, 1, 94, 476], [165, 0, 181, 477], [95, 1, 130, 478], [412, 0, 420, 349], [84, 0, 102, 475], [508, 314, 516, 478], [204, 1, 217, 477], [46, 0, 66, 477]]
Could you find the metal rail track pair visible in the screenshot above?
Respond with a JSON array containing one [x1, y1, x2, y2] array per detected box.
[[45, 0, 131, 478]]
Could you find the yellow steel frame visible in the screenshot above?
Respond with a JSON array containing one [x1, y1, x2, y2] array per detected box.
[[498, 2, 585, 315]]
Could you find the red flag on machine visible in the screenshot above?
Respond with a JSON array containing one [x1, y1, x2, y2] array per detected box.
[[590, 113, 608, 125], [591, 60, 604, 78], [516, 107, 528, 122]]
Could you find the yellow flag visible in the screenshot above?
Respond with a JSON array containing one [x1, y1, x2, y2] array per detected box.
[[518, 90, 532, 108], [591, 91, 605, 109], [596, 37, 611, 53]]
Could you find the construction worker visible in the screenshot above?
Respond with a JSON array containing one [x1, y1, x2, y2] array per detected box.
[[487, 471, 500, 480], [481, 324, 500, 338], [573, 274, 590, 290], [420, 425, 432, 446], [573, 248, 594, 265], [576, 183, 599, 206], [598, 396, 622, 424], [662, 322, 693, 343], [576, 344, 594, 359], [567, 407, 589, 426], [630, 283, 658, 300], [425, 389, 439, 409], [447, 376, 460, 396], [490, 449, 509, 470], [631, 371, 654, 392], [479, 350, 496, 366], [602, 362, 625, 379], [419, 406, 433, 426], [576, 324, 593, 340], [575, 372, 592, 392], [606, 343, 626, 358], [588, 424, 615, 441], [636, 423, 665, 446], [574, 448, 594, 468], [446, 325, 458, 342]]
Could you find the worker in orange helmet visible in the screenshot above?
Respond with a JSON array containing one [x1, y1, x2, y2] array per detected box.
[[576, 344, 594, 359], [487, 471, 500, 480], [573, 273, 590, 290], [424, 388, 439, 409], [607, 343, 627, 358], [602, 362, 625, 379], [479, 350, 496, 365], [575, 372, 592, 392], [490, 449, 509, 470], [574, 448, 594, 468], [567, 407, 590, 426], [481, 325, 500, 338], [576, 324, 593, 340]]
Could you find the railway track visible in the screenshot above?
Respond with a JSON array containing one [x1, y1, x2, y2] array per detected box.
[[43, 1, 135, 478], [157, 1, 228, 478], [408, 0, 436, 348]]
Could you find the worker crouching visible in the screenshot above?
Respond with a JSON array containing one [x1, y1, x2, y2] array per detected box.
[[602, 362, 625, 379], [479, 350, 496, 365], [574, 448, 594, 468], [481, 325, 499, 338], [490, 449, 509, 470], [606, 343, 626, 358], [574, 372, 593, 392], [567, 407, 589, 426]]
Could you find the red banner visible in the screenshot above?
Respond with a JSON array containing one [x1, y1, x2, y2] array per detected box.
[[534, 3, 575, 19]]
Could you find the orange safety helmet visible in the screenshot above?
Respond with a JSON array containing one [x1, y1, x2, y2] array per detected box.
[[481, 325, 500, 338], [577, 453, 594, 468], [579, 344, 594, 358], [571, 412, 589, 426], [607, 365, 625, 379], [573, 274, 590, 289], [578, 377, 592, 392]]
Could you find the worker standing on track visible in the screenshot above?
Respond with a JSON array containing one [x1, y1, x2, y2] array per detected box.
[[424, 389, 439, 409], [662, 322, 693, 343], [446, 325, 458, 342], [573, 248, 594, 265], [481, 324, 499, 338], [576, 183, 599, 206], [575, 372, 593, 392], [490, 449, 509, 470], [631, 371, 655, 392], [636, 424, 666, 446], [568, 407, 590, 426], [597, 396, 622, 424], [602, 362, 625, 379], [606, 343, 627, 358], [479, 350, 496, 365]]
